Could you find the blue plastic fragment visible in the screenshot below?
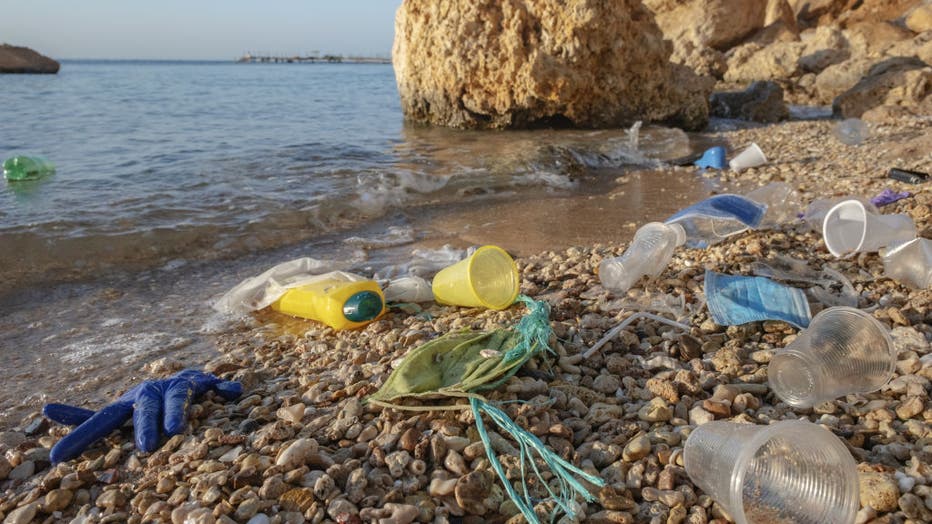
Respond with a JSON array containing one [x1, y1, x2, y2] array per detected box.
[[694, 146, 726, 170], [705, 270, 811, 328]]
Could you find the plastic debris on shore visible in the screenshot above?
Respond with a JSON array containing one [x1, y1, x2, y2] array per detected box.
[[666, 194, 766, 248], [870, 188, 912, 208], [367, 296, 604, 524], [374, 245, 468, 280], [43, 369, 242, 463], [704, 270, 811, 328], [684, 420, 859, 524], [769, 306, 895, 408], [882, 238, 932, 289], [801, 196, 877, 234], [212, 256, 364, 315], [431, 245, 519, 310], [888, 167, 929, 184], [3, 155, 55, 181], [833, 117, 869, 146], [822, 199, 916, 257], [694, 146, 726, 170], [599, 222, 685, 294], [751, 255, 859, 308], [728, 142, 767, 171]]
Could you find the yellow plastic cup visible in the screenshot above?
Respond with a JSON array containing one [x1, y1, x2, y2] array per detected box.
[[431, 245, 520, 310]]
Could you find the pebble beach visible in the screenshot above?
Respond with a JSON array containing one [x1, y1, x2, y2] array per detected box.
[[0, 114, 929, 524]]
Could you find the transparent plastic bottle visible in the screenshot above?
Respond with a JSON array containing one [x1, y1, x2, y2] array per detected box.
[[3, 156, 55, 181], [599, 222, 686, 293]]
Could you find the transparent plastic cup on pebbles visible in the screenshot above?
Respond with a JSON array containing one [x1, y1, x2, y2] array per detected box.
[[833, 118, 869, 146], [802, 197, 877, 234], [822, 199, 916, 257], [729, 143, 767, 172], [684, 420, 858, 524], [882, 238, 932, 290], [768, 306, 895, 409]]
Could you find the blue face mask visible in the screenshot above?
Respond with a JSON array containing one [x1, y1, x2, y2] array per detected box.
[[668, 194, 766, 227], [704, 270, 811, 328], [666, 194, 767, 248]]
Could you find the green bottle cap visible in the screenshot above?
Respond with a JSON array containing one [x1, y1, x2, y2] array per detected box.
[[342, 291, 383, 322]]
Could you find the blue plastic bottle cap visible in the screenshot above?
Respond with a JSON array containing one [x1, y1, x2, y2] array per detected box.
[[342, 291, 384, 322]]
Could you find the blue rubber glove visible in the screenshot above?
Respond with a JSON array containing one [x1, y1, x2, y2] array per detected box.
[[43, 369, 242, 463]]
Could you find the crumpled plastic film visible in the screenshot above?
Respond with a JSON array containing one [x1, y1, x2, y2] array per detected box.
[[212, 257, 364, 315]]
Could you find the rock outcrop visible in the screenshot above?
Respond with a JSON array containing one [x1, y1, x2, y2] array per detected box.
[[710, 81, 789, 122], [644, 0, 797, 77], [832, 56, 932, 117], [0, 44, 60, 74], [392, 0, 713, 131]]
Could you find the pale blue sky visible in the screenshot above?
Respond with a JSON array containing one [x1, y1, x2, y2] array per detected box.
[[1, 1, 402, 60]]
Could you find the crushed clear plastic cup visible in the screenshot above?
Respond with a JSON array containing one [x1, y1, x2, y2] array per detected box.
[[684, 420, 858, 524]]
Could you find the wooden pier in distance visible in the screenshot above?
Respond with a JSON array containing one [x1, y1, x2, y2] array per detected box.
[[236, 53, 390, 64]]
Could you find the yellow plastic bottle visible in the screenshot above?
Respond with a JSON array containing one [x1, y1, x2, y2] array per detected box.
[[271, 279, 386, 330]]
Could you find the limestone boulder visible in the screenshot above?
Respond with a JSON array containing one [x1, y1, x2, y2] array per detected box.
[[815, 57, 876, 101], [906, 5, 932, 33], [798, 26, 850, 73], [832, 56, 932, 117], [645, 0, 794, 51], [644, 0, 796, 78], [392, 0, 714, 130], [724, 41, 804, 82], [844, 21, 915, 57], [0, 44, 60, 74], [788, 0, 847, 23], [797, 0, 923, 27]]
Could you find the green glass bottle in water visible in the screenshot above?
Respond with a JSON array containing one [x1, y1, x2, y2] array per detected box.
[[3, 156, 56, 181]]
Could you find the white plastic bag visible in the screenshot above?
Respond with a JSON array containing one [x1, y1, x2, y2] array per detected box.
[[213, 257, 364, 315]]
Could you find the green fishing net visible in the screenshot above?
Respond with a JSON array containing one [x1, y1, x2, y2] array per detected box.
[[366, 295, 604, 523]]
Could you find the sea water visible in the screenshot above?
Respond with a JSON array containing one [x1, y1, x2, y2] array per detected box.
[[0, 60, 715, 426]]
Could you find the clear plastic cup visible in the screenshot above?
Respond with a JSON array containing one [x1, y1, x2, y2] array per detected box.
[[801, 197, 877, 234], [599, 222, 685, 293], [729, 143, 767, 172], [882, 238, 932, 290], [744, 182, 800, 228], [833, 118, 869, 146], [768, 306, 895, 409], [822, 199, 916, 257], [684, 420, 858, 524]]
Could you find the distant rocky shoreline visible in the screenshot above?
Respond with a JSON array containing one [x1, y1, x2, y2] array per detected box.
[[0, 45, 60, 74]]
